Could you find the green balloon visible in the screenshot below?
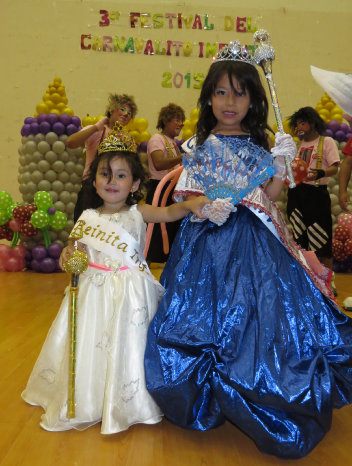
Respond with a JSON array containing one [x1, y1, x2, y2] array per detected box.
[[0, 191, 12, 209], [0, 210, 10, 226], [49, 210, 67, 230], [34, 191, 53, 210], [31, 210, 49, 228]]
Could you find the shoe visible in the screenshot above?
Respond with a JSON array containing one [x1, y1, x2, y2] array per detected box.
[[331, 272, 338, 297]]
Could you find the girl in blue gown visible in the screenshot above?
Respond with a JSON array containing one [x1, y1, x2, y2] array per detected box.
[[144, 42, 352, 459]]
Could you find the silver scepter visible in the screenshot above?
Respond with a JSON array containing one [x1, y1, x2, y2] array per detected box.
[[253, 29, 296, 188]]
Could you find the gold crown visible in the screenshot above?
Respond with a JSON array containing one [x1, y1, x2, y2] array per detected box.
[[213, 41, 256, 67], [98, 122, 137, 155]]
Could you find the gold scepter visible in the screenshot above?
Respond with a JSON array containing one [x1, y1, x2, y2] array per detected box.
[[62, 233, 89, 418], [253, 29, 296, 188]]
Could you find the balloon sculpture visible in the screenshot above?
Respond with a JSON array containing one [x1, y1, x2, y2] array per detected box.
[[332, 213, 352, 272], [0, 190, 66, 272]]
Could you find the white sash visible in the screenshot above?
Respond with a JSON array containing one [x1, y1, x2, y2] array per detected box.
[[70, 210, 149, 274]]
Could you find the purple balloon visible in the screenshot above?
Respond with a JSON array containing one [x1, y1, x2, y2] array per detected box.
[[24, 117, 35, 125], [52, 121, 65, 136], [32, 245, 48, 261], [39, 121, 51, 134], [340, 123, 350, 134], [66, 123, 79, 136], [36, 113, 48, 123], [47, 242, 63, 259], [40, 257, 57, 273], [323, 129, 333, 138], [47, 113, 59, 125], [327, 120, 340, 132], [334, 130, 347, 142], [71, 116, 81, 127], [21, 124, 31, 137], [59, 113, 72, 126], [31, 258, 42, 272], [139, 141, 148, 152], [30, 122, 40, 135]]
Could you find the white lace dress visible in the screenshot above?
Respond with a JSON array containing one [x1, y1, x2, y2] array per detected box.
[[22, 206, 164, 433]]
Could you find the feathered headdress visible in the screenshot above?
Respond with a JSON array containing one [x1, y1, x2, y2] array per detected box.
[[183, 137, 275, 205], [98, 122, 137, 155]]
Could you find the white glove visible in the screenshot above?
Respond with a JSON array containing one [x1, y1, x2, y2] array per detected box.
[[271, 133, 297, 180], [201, 197, 236, 226]]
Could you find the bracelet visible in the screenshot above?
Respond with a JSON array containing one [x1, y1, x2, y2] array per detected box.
[[315, 169, 325, 180]]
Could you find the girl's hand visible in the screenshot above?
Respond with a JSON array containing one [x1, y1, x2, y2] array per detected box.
[[186, 195, 212, 218], [59, 245, 75, 270]]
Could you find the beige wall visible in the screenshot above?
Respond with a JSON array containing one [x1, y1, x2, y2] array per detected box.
[[1, 0, 351, 201]]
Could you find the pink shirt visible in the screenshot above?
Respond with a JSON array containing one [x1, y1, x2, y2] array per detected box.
[[298, 136, 340, 186], [83, 125, 110, 177], [147, 133, 181, 180]]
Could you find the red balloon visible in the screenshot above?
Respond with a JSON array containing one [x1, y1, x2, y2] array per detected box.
[[332, 238, 348, 261], [334, 225, 350, 243], [0, 244, 11, 260], [4, 256, 25, 272], [12, 245, 27, 259], [8, 218, 22, 232], [344, 239, 352, 256]]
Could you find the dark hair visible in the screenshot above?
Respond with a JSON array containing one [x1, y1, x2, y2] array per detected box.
[[156, 103, 185, 130], [78, 151, 145, 211], [288, 106, 326, 135], [196, 61, 272, 149]]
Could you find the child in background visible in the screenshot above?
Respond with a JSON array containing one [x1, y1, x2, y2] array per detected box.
[[145, 42, 352, 459], [22, 128, 209, 434], [286, 107, 340, 294], [146, 103, 185, 263], [66, 93, 138, 221]]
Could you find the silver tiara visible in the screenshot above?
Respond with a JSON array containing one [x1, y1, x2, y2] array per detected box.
[[213, 41, 256, 67]]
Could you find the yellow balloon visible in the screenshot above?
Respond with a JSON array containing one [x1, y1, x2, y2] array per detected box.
[[63, 107, 74, 116], [36, 102, 49, 114], [321, 94, 330, 105], [82, 115, 93, 127], [129, 130, 141, 144], [135, 118, 148, 132], [331, 114, 343, 123], [57, 102, 66, 111], [332, 106, 342, 116], [182, 119, 192, 131], [53, 77, 62, 85], [190, 108, 199, 120], [318, 109, 329, 118], [126, 119, 136, 131], [51, 109, 60, 116], [45, 100, 54, 110], [51, 93, 61, 104], [140, 130, 151, 142], [182, 128, 193, 141], [325, 102, 334, 111]]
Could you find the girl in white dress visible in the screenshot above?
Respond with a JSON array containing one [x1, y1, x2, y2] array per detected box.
[[21, 129, 209, 434]]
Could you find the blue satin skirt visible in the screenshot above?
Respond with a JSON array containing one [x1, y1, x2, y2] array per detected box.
[[144, 205, 352, 459]]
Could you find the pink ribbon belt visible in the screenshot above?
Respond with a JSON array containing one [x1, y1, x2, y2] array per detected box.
[[89, 262, 129, 273]]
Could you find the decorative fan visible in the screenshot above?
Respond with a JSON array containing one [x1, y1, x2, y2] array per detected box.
[[183, 137, 275, 205]]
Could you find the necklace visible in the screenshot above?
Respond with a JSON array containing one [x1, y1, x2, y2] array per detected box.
[[161, 134, 181, 158]]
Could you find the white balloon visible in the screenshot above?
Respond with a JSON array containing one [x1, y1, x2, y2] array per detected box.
[[34, 133, 45, 143], [45, 170, 57, 182], [27, 181, 37, 194], [64, 182, 74, 192], [21, 136, 28, 144], [37, 180, 52, 191], [52, 160, 65, 173], [66, 202, 75, 214], [59, 190, 71, 203], [54, 200, 66, 212], [59, 134, 68, 142], [32, 151, 43, 163], [58, 171, 70, 183], [331, 204, 342, 216], [49, 191, 59, 203], [52, 140, 66, 154], [331, 185, 339, 196], [18, 166, 25, 174], [19, 183, 29, 194], [70, 173, 81, 184], [19, 155, 27, 166], [70, 192, 77, 202], [31, 170, 44, 183], [37, 141, 51, 154], [45, 132, 58, 145], [75, 164, 84, 176], [330, 193, 338, 206], [58, 151, 69, 162], [25, 140, 37, 154], [52, 180, 64, 193], [73, 184, 82, 193], [58, 231, 69, 242], [45, 150, 58, 164], [28, 162, 38, 173], [38, 160, 51, 173]]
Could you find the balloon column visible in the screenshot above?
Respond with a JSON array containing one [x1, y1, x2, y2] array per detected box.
[[332, 214, 352, 272], [181, 108, 199, 141], [316, 93, 352, 142], [18, 77, 84, 249], [0, 190, 66, 272]]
